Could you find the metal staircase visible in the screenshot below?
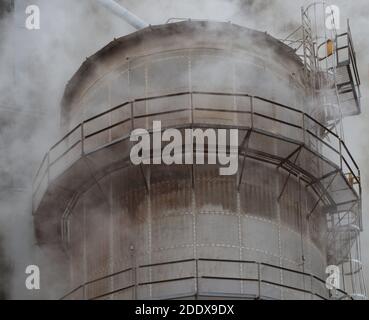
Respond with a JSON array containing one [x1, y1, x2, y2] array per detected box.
[[282, 1, 367, 300]]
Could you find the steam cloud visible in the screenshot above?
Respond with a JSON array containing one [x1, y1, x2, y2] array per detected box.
[[0, 0, 368, 299]]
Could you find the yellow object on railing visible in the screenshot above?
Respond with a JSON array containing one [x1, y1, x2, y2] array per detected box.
[[327, 39, 335, 57], [318, 39, 335, 61]]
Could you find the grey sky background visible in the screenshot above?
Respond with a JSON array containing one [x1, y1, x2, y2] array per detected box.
[[0, 0, 368, 297]]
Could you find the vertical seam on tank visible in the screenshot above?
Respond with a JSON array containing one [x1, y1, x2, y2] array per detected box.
[[192, 186, 197, 293], [144, 60, 153, 299], [298, 175, 307, 297], [145, 59, 149, 138], [237, 191, 243, 295], [108, 77, 114, 298], [306, 189, 313, 299], [108, 78, 112, 144], [188, 50, 198, 295], [83, 195, 87, 300], [148, 191, 152, 299], [188, 49, 192, 112], [277, 170, 284, 299], [232, 43, 243, 295], [109, 173, 114, 299]]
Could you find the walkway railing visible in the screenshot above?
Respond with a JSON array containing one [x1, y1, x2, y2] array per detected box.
[[32, 90, 361, 212], [61, 257, 351, 300]]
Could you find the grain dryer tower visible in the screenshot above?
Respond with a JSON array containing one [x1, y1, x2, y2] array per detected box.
[[33, 2, 367, 300]]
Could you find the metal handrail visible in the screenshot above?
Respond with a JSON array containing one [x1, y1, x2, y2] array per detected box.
[[32, 90, 361, 211], [61, 257, 351, 300]]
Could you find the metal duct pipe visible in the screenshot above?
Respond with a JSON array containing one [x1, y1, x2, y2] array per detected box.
[[96, 0, 148, 30]]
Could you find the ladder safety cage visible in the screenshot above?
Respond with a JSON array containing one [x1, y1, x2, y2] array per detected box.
[[280, 1, 366, 300]]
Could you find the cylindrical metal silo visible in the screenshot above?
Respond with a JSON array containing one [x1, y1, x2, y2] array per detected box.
[[33, 20, 364, 300]]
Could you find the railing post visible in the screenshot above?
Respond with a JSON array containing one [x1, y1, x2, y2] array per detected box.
[[133, 265, 138, 300], [81, 122, 85, 156], [339, 140, 343, 170], [302, 113, 306, 145], [310, 274, 314, 300], [190, 92, 194, 125], [131, 101, 135, 131], [250, 96, 254, 129], [257, 262, 261, 299], [195, 259, 199, 299]]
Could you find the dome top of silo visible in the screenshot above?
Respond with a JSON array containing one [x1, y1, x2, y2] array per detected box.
[[62, 20, 303, 109]]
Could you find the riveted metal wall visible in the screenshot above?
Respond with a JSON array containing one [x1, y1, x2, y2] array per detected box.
[[45, 22, 335, 300], [65, 160, 328, 300]]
